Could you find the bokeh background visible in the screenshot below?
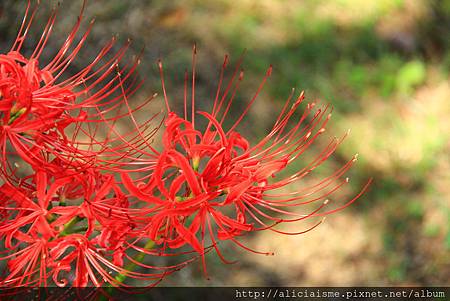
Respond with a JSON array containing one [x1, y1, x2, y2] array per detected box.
[[0, 0, 448, 286]]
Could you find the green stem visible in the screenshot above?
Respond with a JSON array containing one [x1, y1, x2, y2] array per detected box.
[[8, 108, 26, 125], [59, 194, 66, 207], [114, 239, 155, 284], [59, 216, 83, 237], [97, 240, 155, 300], [192, 156, 200, 172]]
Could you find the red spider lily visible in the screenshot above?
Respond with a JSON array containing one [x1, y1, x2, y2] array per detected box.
[[122, 47, 372, 276], [47, 234, 173, 288], [0, 1, 157, 184], [0, 1, 372, 288], [0, 2, 167, 288], [0, 165, 182, 287]]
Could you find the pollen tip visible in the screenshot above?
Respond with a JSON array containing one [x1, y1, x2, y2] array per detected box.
[[345, 177, 350, 182], [324, 199, 329, 205]]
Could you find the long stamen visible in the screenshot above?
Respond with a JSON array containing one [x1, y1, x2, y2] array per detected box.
[[158, 60, 171, 113], [191, 44, 197, 128]]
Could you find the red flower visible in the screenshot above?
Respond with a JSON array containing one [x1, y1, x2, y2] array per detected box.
[[0, 2, 167, 288], [0, 163, 178, 287], [122, 48, 372, 275], [0, 2, 153, 184], [48, 234, 171, 288], [1, 2, 371, 288]]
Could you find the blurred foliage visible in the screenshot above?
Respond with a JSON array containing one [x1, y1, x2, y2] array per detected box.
[[0, 0, 449, 286]]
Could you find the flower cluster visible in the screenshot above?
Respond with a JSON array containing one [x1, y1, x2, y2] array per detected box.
[[0, 2, 371, 287]]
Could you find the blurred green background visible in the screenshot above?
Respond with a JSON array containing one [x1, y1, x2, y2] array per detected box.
[[0, 0, 448, 286]]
